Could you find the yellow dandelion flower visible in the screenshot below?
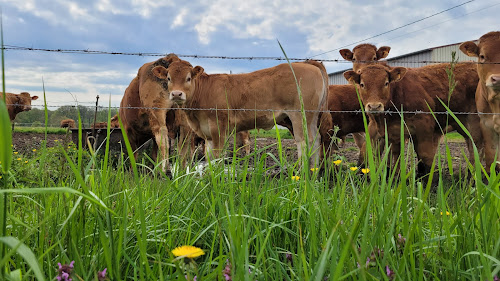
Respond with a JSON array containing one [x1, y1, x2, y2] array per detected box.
[[361, 168, 370, 174], [16, 158, 22, 161], [333, 159, 342, 166], [0, 175, 2, 179], [440, 211, 451, 216], [54, 140, 59, 142], [291, 175, 300, 181], [24, 161, 28, 164], [14, 152, 18, 155], [350, 167, 358, 172], [172, 245, 205, 258], [32, 149, 37, 152], [310, 168, 319, 172]]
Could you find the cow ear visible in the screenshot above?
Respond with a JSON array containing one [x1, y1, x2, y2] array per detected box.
[[389, 67, 407, 83], [31, 96, 39, 100], [377, 46, 391, 60], [152, 65, 169, 79], [344, 70, 360, 85], [459, 41, 479, 57], [192, 66, 204, 78], [339, 49, 354, 61]]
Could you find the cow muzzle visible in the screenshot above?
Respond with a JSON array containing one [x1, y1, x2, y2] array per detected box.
[[365, 102, 384, 112], [486, 74, 500, 90], [169, 90, 186, 104]]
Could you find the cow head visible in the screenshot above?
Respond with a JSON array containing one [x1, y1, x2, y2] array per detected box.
[[344, 65, 407, 112], [16, 92, 38, 112], [339, 44, 391, 72], [152, 60, 204, 106], [460, 31, 500, 102]]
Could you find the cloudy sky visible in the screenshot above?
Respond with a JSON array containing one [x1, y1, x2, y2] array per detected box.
[[1, 0, 498, 109]]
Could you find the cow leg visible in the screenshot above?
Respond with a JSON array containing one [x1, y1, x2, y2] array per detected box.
[[149, 109, 170, 173], [413, 133, 440, 178], [236, 131, 251, 156], [352, 133, 366, 150], [177, 125, 196, 167], [464, 114, 484, 161], [287, 112, 321, 167], [481, 120, 500, 171], [206, 120, 227, 160]]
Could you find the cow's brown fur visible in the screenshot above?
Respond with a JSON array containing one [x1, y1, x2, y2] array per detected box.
[[60, 119, 76, 129], [340, 44, 391, 72], [119, 54, 180, 172], [110, 115, 120, 128], [92, 122, 108, 129], [327, 85, 366, 150], [152, 57, 328, 166], [460, 31, 500, 170], [0, 92, 39, 121], [344, 63, 481, 175]]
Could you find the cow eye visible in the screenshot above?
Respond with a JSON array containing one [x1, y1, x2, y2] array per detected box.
[[372, 56, 377, 61], [186, 77, 191, 82], [360, 82, 365, 88], [352, 58, 356, 62], [479, 54, 485, 62], [167, 77, 171, 82], [385, 81, 389, 87]]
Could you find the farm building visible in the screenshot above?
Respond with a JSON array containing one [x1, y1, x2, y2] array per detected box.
[[328, 41, 477, 85]]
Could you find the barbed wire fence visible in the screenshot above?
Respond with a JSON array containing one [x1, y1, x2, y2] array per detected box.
[[4, 44, 496, 128]]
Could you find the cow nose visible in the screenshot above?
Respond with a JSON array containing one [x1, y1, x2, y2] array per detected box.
[[170, 91, 183, 99], [491, 75, 500, 86], [366, 102, 384, 112]]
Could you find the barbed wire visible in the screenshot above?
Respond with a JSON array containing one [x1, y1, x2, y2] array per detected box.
[[8, 103, 500, 116], [4, 45, 499, 65]]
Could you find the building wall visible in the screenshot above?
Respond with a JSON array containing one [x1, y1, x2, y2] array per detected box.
[[387, 51, 432, 68], [430, 44, 475, 63]]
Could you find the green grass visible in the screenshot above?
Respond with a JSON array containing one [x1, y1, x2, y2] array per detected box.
[[250, 128, 293, 139], [0, 126, 499, 280], [13, 126, 67, 134]]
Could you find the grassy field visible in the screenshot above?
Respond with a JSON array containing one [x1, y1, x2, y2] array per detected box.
[[0, 122, 499, 281]]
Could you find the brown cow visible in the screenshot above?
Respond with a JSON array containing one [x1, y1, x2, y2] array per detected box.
[[344, 63, 481, 176], [60, 119, 76, 129], [110, 114, 120, 128], [460, 31, 500, 171], [166, 108, 251, 165], [92, 122, 108, 129], [0, 92, 39, 121], [151, 57, 328, 167], [119, 54, 180, 173], [340, 44, 391, 72], [327, 85, 366, 150], [277, 85, 365, 156]]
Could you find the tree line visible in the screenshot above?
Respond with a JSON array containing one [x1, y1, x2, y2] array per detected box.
[[14, 105, 119, 128]]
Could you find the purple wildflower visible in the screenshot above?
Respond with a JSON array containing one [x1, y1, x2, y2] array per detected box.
[[56, 261, 75, 281], [285, 253, 293, 265], [397, 233, 406, 250], [494, 276, 499, 281], [98, 268, 107, 281], [386, 265, 395, 280], [223, 259, 232, 281], [185, 274, 197, 281]]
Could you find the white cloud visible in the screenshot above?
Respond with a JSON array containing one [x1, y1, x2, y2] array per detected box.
[[4, 64, 134, 108], [172, 8, 188, 28]]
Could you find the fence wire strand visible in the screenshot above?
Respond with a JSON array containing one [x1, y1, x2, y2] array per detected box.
[[8, 103, 500, 116]]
